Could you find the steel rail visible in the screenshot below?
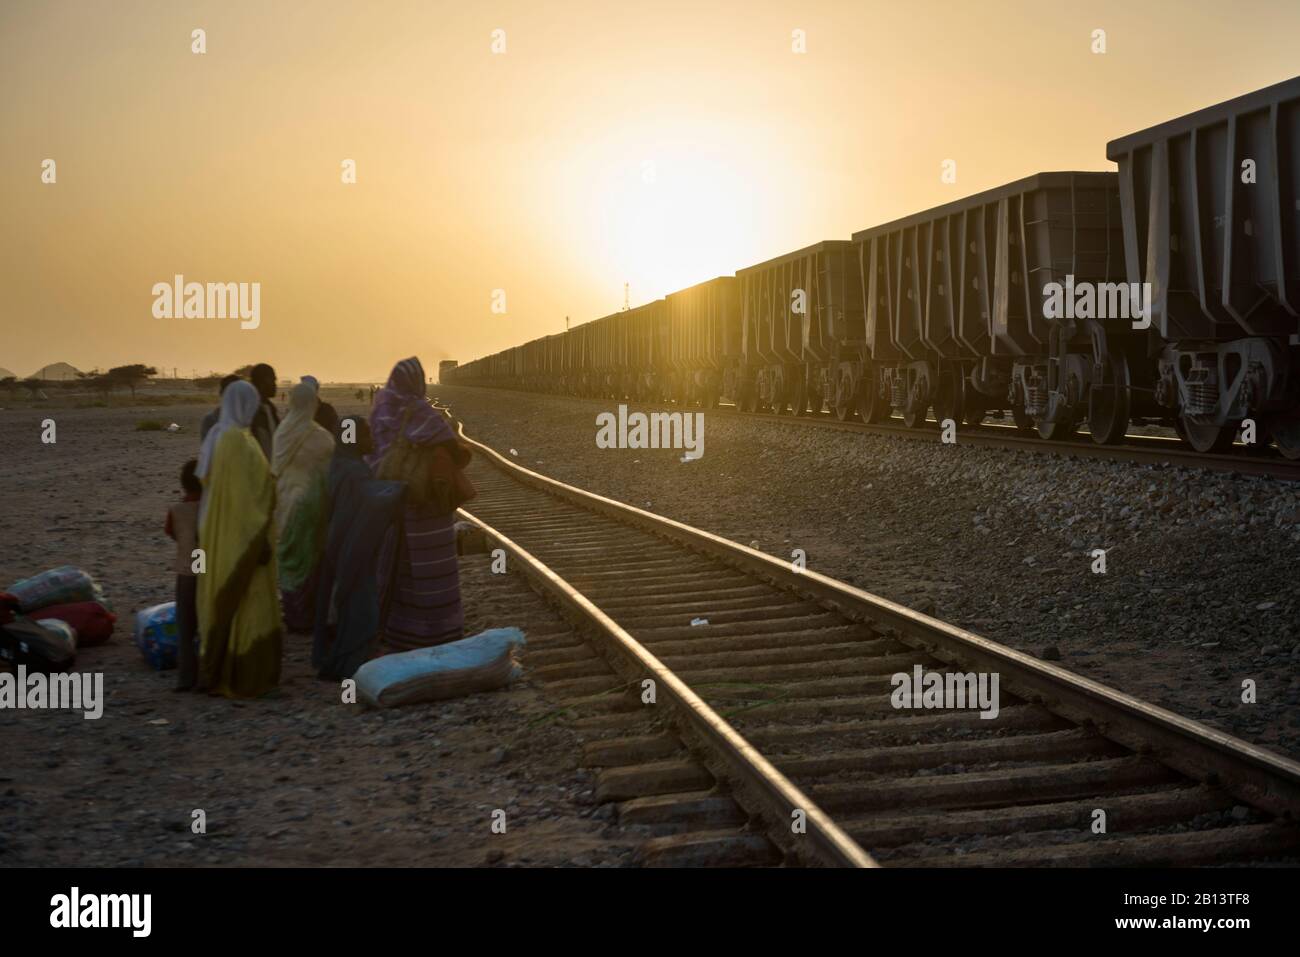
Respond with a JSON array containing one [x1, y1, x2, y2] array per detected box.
[[453, 446, 876, 868], [438, 384, 1300, 482], [449, 411, 1300, 822]]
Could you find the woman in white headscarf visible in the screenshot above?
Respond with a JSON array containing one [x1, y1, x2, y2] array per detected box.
[[197, 380, 262, 521], [271, 381, 336, 632], [195, 380, 283, 697]]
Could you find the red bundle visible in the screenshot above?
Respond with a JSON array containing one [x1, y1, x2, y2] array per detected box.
[[31, 601, 117, 646]]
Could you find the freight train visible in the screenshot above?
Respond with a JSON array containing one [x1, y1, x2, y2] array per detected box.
[[445, 76, 1300, 458]]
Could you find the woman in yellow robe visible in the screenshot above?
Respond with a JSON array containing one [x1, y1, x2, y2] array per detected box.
[[196, 380, 283, 697]]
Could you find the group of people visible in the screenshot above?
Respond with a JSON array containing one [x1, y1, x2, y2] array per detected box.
[[165, 358, 471, 698]]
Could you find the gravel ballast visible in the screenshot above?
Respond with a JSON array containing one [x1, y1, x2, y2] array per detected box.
[[440, 385, 1300, 760]]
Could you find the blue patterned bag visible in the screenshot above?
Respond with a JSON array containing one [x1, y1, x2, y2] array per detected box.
[[133, 602, 180, 670]]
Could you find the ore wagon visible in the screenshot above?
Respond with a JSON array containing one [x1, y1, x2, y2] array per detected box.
[[665, 276, 741, 407], [735, 240, 863, 416], [1106, 75, 1300, 454], [852, 172, 1134, 439]]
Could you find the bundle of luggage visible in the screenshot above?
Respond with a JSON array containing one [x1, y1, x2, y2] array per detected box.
[[354, 627, 526, 708], [1, 565, 116, 673], [133, 602, 185, 671]]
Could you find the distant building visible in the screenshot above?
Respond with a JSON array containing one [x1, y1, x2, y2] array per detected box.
[[27, 362, 82, 381], [438, 360, 458, 383]]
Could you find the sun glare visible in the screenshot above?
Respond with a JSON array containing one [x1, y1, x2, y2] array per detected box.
[[577, 134, 764, 307]]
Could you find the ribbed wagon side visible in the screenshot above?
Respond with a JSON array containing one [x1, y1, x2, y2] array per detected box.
[[665, 276, 740, 408], [480, 348, 503, 387], [735, 240, 863, 416], [620, 299, 670, 400], [1106, 75, 1300, 454], [852, 171, 1135, 439], [563, 321, 592, 396], [543, 333, 565, 393], [521, 335, 543, 392], [586, 312, 618, 398]]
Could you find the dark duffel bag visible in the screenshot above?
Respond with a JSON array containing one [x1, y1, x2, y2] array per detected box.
[[0, 616, 76, 673]]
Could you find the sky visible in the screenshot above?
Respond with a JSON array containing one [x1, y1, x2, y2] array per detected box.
[[2, 0, 1298, 382]]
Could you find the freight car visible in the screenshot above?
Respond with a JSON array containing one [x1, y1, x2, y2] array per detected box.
[[1107, 75, 1300, 455], [736, 241, 863, 417], [850, 171, 1145, 441], [444, 76, 1300, 458], [665, 276, 740, 408]]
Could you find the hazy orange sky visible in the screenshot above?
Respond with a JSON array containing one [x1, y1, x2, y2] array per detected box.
[[3, 0, 1298, 382]]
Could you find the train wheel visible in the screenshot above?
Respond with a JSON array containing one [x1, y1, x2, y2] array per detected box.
[[770, 377, 788, 415], [902, 405, 929, 429], [962, 401, 989, 427], [791, 376, 808, 417], [834, 383, 856, 420], [1036, 414, 1077, 440], [858, 381, 886, 423], [832, 368, 857, 421], [1241, 421, 1274, 456], [1011, 404, 1034, 434], [1273, 416, 1300, 460], [1088, 354, 1130, 445], [1179, 416, 1236, 453], [932, 372, 963, 429]]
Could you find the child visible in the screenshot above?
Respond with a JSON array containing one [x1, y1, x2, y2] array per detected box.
[[166, 459, 202, 691]]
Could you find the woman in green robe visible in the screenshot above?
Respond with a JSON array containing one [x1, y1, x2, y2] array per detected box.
[[272, 381, 335, 632]]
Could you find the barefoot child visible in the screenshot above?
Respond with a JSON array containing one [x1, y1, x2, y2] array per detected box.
[[166, 459, 202, 690]]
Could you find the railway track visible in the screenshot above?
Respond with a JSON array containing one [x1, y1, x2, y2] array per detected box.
[[439, 384, 1300, 482], [450, 408, 1300, 866]]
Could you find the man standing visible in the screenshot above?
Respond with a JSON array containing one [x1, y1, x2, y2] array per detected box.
[[200, 374, 241, 443], [249, 363, 280, 460]]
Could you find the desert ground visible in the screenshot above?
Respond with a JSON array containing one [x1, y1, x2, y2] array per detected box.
[[0, 392, 644, 867], [4, 382, 1299, 869]]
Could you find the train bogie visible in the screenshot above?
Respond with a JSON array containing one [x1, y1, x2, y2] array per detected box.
[[1107, 76, 1300, 456]]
